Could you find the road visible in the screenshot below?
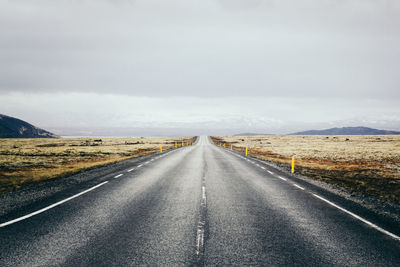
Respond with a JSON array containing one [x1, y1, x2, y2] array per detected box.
[[1, 136, 399, 266]]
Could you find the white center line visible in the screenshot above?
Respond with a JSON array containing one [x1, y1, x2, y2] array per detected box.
[[261, 166, 266, 170], [114, 174, 123, 179], [196, 183, 207, 257], [127, 168, 135, 172], [312, 193, 400, 241], [0, 181, 109, 228], [202, 186, 206, 204], [293, 183, 305, 190], [137, 164, 143, 168]]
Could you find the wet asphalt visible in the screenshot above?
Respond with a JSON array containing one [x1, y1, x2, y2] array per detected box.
[[1, 136, 399, 266]]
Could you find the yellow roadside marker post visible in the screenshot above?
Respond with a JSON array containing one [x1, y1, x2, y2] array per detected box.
[[160, 145, 162, 153], [230, 145, 232, 150], [175, 142, 177, 148], [224, 144, 226, 148], [292, 157, 295, 173], [182, 141, 184, 147], [245, 147, 248, 156]]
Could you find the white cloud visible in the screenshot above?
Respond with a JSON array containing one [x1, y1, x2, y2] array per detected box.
[[1, 92, 399, 135]]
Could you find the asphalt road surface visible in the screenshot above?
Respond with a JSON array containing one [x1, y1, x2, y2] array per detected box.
[[1, 136, 399, 266]]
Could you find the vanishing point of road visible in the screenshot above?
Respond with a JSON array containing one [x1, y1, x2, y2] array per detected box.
[[1, 136, 399, 266]]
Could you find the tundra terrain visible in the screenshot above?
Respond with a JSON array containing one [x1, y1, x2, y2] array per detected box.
[[0, 137, 195, 193]]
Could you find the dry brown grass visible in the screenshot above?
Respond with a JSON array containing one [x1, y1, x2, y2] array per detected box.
[[211, 135, 400, 204], [0, 136, 196, 193]]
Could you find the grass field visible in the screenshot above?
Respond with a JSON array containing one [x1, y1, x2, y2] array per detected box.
[[0, 136, 196, 193], [211, 135, 400, 204]]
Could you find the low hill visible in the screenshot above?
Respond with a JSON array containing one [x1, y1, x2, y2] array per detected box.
[[290, 126, 400, 135], [0, 114, 59, 138]]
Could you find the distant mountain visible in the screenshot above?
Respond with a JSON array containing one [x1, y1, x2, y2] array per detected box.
[[233, 133, 273, 136], [290, 126, 400, 135], [0, 114, 59, 138]]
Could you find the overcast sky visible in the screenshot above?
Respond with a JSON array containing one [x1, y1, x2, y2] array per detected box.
[[1, 0, 399, 135]]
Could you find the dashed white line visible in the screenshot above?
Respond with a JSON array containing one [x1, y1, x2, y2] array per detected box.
[[144, 161, 150, 164], [195, 221, 205, 256], [196, 183, 207, 257], [127, 168, 135, 172], [202, 186, 206, 204], [278, 176, 287, 181], [261, 166, 266, 170], [114, 174, 123, 179], [0, 181, 109, 228], [137, 164, 143, 168], [312, 193, 400, 241], [228, 149, 400, 240], [226, 147, 400, 242], [293, 183, 305, 190]]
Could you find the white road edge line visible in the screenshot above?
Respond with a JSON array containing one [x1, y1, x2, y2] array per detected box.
[[114, 174, 123, 179], [312, 193, 400, 241], [278, 176, 287, 181], [293, 183, 305, 190], [0, 181, 109, 228]]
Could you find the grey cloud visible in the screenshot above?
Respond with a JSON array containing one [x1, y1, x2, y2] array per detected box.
[[0, 0, 400, 100], [0, 1, 399, 136]]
